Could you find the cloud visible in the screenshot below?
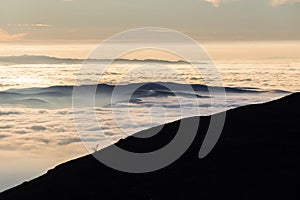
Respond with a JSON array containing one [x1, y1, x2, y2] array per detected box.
[[0, 134, 9, 139], [32, 24, 52, 27], [0, 125, 13, 129], [204, 0, 239, 7], [204, 0, 225, 7], [203, 0, 300, 7], [58, 138, 81, 146], [32, 138, 51, 144], [0, 29, 27, 42], [0, 111, 22, 116], [7, 24, 52, 28], [30, 125, 47, 131], [270, 0, 300, 6], [15, 130, 27, 135]]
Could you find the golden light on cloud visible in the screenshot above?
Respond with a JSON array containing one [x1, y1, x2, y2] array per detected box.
[[204, 0, 224, 7], [31, 24, 52, 27], [0, 29, 27, 42]]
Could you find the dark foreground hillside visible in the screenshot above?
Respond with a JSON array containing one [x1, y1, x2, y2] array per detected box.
[[1, 93, 300, 199]]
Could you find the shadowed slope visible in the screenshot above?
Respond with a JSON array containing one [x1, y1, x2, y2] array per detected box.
[[1, 93, 300, 199]]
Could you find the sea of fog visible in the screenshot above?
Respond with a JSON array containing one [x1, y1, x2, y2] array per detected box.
[[0, 55, 299, 192]]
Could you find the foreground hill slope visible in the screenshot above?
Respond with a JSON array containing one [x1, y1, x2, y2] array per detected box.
[[1, 93, 300, 199]]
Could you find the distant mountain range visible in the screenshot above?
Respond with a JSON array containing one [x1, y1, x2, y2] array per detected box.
[[0, 55, 189, 65]]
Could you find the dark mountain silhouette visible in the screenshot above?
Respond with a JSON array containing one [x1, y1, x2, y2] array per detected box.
[[1, 93, 300, 199]]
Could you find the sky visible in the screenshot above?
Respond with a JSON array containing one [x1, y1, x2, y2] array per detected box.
[[0, 0, 300, 42]]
